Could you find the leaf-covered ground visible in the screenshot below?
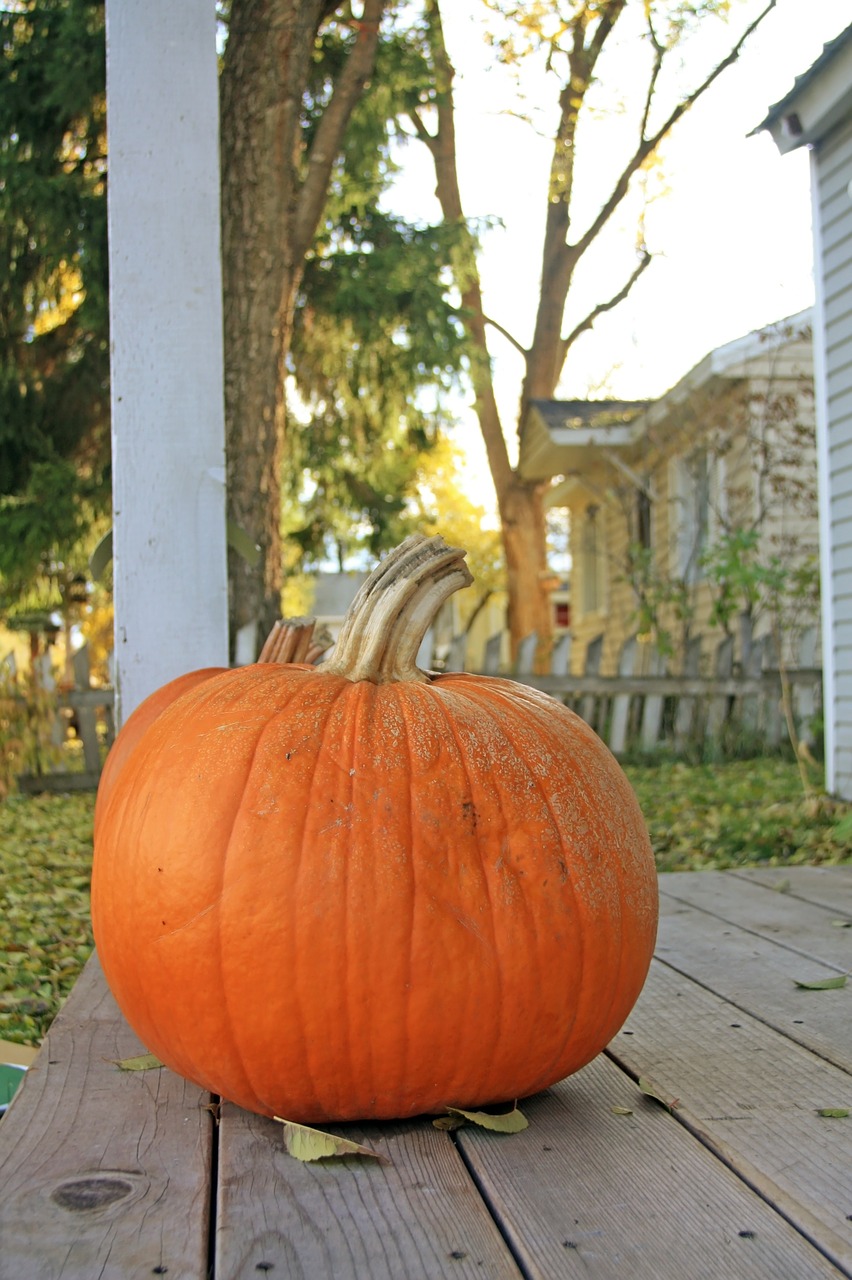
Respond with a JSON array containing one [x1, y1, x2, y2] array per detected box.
[[624, 757, 852, 872], [0, 758, 849, 1048], [0, 792, 95, 1047]]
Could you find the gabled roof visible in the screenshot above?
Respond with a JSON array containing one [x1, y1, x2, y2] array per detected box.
[[527, 399, 650, 433], [518, 310, 812, 484], [752, 23, 852, 153]]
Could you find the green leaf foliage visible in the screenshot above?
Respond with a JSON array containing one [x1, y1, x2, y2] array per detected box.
[[288, 209, 468, 568], [283, 10, 471, 570], [0, 0, 110, 609]]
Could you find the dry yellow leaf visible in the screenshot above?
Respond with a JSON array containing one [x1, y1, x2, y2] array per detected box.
[[273, 1117, 389, 1164]]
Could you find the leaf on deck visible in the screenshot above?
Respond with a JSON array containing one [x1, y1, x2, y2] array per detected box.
[[816, 1107, 849, 1118], [445, 1105, 529, 1133], [273, 1117, 389, 1164], [611, 1105, 634, 1116], [432, 1113, 467, 1131], [793, 974, 848, 990], [638, 1076, 680, 1111], [110, 1053, 164, 1071]]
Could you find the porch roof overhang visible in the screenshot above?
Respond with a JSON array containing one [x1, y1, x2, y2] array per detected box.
[[518, 400, 649, 483], [751, 23, 852, 154], [518, 309, 813, 497]]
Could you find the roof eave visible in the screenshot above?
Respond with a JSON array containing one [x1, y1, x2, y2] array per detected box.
[[753, 25, 852, 154]]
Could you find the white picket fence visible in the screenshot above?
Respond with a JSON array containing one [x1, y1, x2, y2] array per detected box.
[[7, 615, 821, 791], [435, 620, 821, 758]]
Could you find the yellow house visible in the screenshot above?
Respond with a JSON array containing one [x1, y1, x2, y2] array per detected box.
[[520, 311, 818, 677]]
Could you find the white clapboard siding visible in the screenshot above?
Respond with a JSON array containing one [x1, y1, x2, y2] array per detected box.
[[813, 109, 852, 799], [106, 0, 229, 725]]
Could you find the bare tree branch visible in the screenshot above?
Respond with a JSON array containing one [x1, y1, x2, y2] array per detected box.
[[408, 105, 437, 152], [572, 0, 777, 264], [639, 9, 665, 142], [294, 0, 387, 254], [557, 248, 652, 366], [411, 0, 516, 500], [484, 313, 529, 358]]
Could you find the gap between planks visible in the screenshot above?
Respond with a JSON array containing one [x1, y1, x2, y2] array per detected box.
[[605, 1043, 852, 1280], [609, 958, 852, 1277], [654, 872, 851, 1073]]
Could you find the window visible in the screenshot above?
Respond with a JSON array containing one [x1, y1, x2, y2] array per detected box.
[[554, 600, 570, 629], [670, 450, 724, 583], [635, 488, 652, 552]]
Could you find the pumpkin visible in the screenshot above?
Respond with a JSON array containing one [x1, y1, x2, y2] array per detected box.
[[92, 535, 657, 1123], [94, 667, 224, 837], [93, 618, 325, 835]]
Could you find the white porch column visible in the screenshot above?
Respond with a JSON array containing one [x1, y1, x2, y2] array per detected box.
[[106, 0, 229, 725]]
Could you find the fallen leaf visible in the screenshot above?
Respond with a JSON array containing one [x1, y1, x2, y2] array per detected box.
[[446, 1105, 528, 1133], [273, 1117, 389, 1164], [611, 1105, 633, 1116], [793, 975, 848, 991], [816, 1107, 849, 1118], [432, 1114, 466, 1131], [638, 1077, 680, 1111], [831, 919, 852, 929], [772, 878, 792, 893], [110, 1053, 164, 1072]]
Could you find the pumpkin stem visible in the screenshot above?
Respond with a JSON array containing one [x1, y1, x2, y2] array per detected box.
[[257, 617, 333, 665], [319, 535, 473, 683]]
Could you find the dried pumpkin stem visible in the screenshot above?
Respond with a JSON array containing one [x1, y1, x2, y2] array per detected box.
[[320, 534, 473, 684], [258, 617, 317, 664]]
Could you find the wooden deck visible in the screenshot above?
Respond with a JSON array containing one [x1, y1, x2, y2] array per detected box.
[[0, 865, 849, 1279]]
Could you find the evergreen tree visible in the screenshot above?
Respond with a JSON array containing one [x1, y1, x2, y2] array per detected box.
[[0, 0, 108, 613]]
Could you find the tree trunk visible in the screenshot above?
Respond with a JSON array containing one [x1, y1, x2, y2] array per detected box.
[[220, 0, 385, 653], [220, 0, 310, 648], [500, 479, 553, 657], [416, 3, 553, 659]]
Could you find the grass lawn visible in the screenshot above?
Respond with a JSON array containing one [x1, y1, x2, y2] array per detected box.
[[1, 757, 850, 1048]]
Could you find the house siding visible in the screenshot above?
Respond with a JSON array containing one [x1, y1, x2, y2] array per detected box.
[[560, 334, 817, 679], [814, 113, 852, 797]]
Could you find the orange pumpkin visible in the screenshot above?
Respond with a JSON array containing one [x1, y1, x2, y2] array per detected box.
[[92, 535, 657, 1123], [94, 667, 224, 837], [93, 619, 324, 835]]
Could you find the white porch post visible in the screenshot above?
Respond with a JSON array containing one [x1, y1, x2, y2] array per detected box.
[[106, 0, 229, 725]]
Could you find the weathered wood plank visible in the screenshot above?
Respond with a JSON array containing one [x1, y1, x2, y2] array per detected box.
[[654, 894, 852, 1074], [609, 960, 852, 1275], [0, 955, 213, 1280], [215, 1107, 521, 1279], [659, 870, 852, 966], [455, 1053, 843, 1279], [731, 865, 852, 915]]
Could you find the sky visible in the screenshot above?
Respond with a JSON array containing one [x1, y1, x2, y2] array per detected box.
[[384, 0, 852, 511]]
